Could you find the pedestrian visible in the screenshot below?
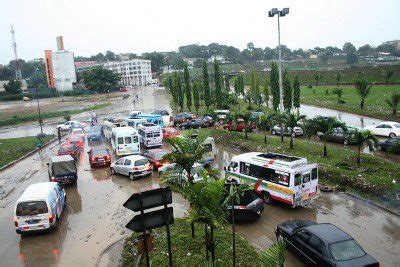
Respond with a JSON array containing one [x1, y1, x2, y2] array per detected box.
[[57, 127, 61, 144], [36, 137, 43, 151]]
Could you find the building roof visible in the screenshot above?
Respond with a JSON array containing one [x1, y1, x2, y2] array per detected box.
[[17, 182, 58, 202], [306, 223, 352, 243]]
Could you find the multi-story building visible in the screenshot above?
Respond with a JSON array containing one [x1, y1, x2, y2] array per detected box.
[[102, 59, 153, 86]]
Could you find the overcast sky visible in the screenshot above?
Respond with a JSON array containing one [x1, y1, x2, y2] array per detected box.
[[0, 0, 399, 64]]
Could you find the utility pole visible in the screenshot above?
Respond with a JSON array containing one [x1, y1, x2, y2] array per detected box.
[[34, 68, 43, 134], [10, 25, 22, 81]]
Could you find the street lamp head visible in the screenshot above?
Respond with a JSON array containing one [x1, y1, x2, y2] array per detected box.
[[268, 8, 278, 17], [279, 8, 289, 16]]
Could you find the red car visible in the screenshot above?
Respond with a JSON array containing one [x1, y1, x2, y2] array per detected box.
[[223, 121, 256, 132], [88, 147, 111, 167], [141, 149, 168, 170], [68, 134, 84, 147], [57, 144, 81, 159], [162, 127, 180, 138]]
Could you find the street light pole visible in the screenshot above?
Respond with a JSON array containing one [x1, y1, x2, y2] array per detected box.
[[34, 68, 43, 134]]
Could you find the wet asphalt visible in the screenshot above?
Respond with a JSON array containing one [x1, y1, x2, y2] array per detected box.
[[0, 87, 399, 266]]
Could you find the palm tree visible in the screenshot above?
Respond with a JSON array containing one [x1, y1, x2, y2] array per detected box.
[[385, 92, 400, 115], [261, 242, 286, 267], [259, 113, 277, 143], [280, 113, 306, 149], [353, 129, 377, 165], [354, 78, 372, 109], [306, 116, 346, 157], [234, 112, 252, 139], [382, 69, 394, 85], [163, 130, 208, 185], [335, 72, 341, 87], [332, 88, 344, 104]]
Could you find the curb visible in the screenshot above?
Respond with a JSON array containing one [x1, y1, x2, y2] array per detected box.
[[0, 135, 64, 172]]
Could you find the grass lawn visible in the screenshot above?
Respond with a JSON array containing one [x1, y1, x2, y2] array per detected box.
[[121, 218, 263, 266], [0, 103, 110, 127], [204, 128, 400, 206], [0, 135, 55, 168], [300, 85, 400, 121]]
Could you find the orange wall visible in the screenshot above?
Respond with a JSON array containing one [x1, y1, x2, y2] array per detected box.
[[44, 50, 54, 88]]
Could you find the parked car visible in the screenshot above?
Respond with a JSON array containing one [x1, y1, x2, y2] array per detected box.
[[47, 155, 78, 184], [129, 110, 142, 118], [179, 118, 209, 129], [364, 121, 400, 138], [14, 182, 66, 234], [275, 220, 379, 266], [203, 116, 215, 127], [57, 121, 85, 131], [88, 147, 111, 167], [215, 110, 230, 122], [151, 109, 170, 116], [141, 149, 168, 170], [158, 163, 206, 185], [57, 143, 81, 159], [223, 120, 256, 132], [172, 113, 191, 125], [67, 134, 84, 147], [317, 126, 359, 145], [272, 125, 303, 136], [377, 137, 400, 153], [110, 155, 152, 180], [87, 125, 103, 141], [70, 128, 85, 139], [162, 127, 180, 138], [250, 111, 265, 121], [224, 183, 264, 223]]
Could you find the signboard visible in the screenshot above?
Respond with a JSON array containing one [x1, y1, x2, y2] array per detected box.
[[123, 187, 172, 212], [126, 207, 174, 232]]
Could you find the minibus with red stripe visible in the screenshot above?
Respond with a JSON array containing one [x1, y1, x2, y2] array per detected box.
[[225, 152, 318, 207]]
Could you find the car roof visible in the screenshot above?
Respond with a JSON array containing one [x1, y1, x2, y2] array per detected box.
[[17, 182, 58, 203], [51, 155, 75, 162], [305, 223, 353, 243], [121, 155, 146, 161]]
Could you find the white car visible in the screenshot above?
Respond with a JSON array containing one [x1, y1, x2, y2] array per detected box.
[[158, 163, 206, 185], [272, 125, 304, 136], [110, 155, 152, 180], [57, 121, 85, 131], [364, 121, 400, 138], [129, 111, 142, 118]]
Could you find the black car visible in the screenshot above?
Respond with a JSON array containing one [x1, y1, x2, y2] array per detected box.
[[275, 220, 378, 266], [179, 118, 207, 129], [152, 109, 170, 116], [224, 183, 264, 223], [377, 137, 400, 153], [318, 127, 358, 145], [172, 112, 191, 125]]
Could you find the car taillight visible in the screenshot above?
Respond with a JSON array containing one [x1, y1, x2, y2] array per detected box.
[[51, 177, 56, 181], [104, 155, 110, 160], [133, 166, 139, 171], [48, 214, 54, 223], [14, 218, 18, 227]]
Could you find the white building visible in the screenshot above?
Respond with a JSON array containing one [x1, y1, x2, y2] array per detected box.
[[102, 59, 153, 86]]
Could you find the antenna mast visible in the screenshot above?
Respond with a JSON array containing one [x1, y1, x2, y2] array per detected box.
[[10, 25, 22, 80]]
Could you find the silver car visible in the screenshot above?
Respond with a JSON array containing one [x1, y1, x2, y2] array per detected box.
[[271, 125, 303, 137], [110, 155, 152, 180]]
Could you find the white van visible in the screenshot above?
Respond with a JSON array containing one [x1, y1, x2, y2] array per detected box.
[[124, 117, 147, 129], [14, 182, 66, 234], [225, 152, 318, 207], [202, 137, 216, 164], [103, 118, 127, 141], [111, 127, 140, 156], [137, 123, 163, 148]]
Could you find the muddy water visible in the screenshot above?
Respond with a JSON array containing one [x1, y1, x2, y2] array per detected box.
[[213, 146, 400, 266]]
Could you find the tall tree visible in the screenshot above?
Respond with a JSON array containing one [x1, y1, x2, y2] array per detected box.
[[202, 59, 211, 109], [280, 113, 306, 149], [176, 74, 184, 112], [214, 59, 222, 108], [354, 78, 372, 109], [193, 80, 200, 112], [382, 69, 394, 85], [3, 79, 22, 94], [81, 66, 120, 92], [343, 42, 358, 66], [253, 71, 261, 107], [262, 74, 269, 107], [293, 75, 300, 110], [183, 64, 192, 111], [270, 62, 280, 111], [385, 91, 400, 115], [282, 70, 292, 112], [353, 130, 377, 165], [238, 74, 245, 96], [225, 76, 230, 94], [314, 73, 323, 86], [335, 72, 342, 87]]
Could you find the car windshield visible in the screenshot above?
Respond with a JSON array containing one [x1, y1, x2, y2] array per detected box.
[[16, 201, 48, 216], [329, 240, 366, 261], [395, 123, 400, 128], [135, 159, 148, 166], [92, 149, 107, 156]]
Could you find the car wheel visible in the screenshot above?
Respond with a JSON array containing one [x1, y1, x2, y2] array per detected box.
[[276, 231, 285, 243], [343, 139, 349, 145], [110, 167, 116, 175], [271, 130, 276, 135], [389, 133, 396, 138], [263, 192, 273, 204], [129, 172, 135, 181]]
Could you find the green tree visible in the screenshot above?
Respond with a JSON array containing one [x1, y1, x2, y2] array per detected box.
[[262, 74, 269, 107], [354, 78, 372, 109], [234, 112, 252, 139], [293, 75, 300, 110], [184, 64, 192, 111], [234, 77, 240, 96], [193, 80, 201, 113], [238, 74, 245, 96], [343, 42, 358, 66], [335, 72, 342, 87], [382, 69, 394, 85], [202, 59, 211, 109], [280, 113, 306, 149], [253, 71, 261, 107], [332, 88, 344, 104], [353, 130, 377, 165], [225, 76, 230, 94], [142, 52, 165, 73], [306, 116, 346, 157], [259, 113, 276, 143], [385, 91, 400, 115], [214, 59, 222, 108], [81, 66, 120, 92], [282, 70, 292, 112], [176, 74, 184, 112], [172, 73, 180, 104], [313, 73, 323, 86], [3, 79, 22, 94], [262, 242, 286, 267], [270, 62, 280, 111]]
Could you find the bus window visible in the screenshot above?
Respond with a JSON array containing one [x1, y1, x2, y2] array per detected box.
[[118, 137, 124, 145], [204, 143, 212, 152], [311, 168, 318, 180], [227, 161, 238, 172], [303, 173, 311, 183], [153, 132, 160, 137], [276, 172, 290, 186], [124, 137, 132, 144], [240, 162, 251, 176], [133, 136, 138, 143], [295, 173, 301, 186], [146, 132, 153, 138]]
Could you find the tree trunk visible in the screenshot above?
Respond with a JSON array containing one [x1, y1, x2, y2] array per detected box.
[[264, 132, 267, 143], [393, 108, 397, 115], [280, 123, 284, 143], [245, 129, 248, 139], [210, 224, 215, 262], [290, 134, 294, 149], [360, 99, 364, 109], [323, 139, 328, 157], [204, 224, 209, 260]]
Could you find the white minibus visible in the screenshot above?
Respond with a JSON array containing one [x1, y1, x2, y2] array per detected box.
[[225, 152, 318, 207], [111, 127, 140, 156], [103, 118, 127, 141], [137, 123, 163, 148], [202, 137, 216, 164], [14, 182, 66, 234], [124, 117, 147, 129]]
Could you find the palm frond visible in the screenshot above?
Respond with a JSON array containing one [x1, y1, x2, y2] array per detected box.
[[261, 242, 286, 267]]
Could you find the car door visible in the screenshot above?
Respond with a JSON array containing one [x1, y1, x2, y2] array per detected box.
[[374, 124, 389, 136], [114, 158, 125, 174], [122, 159, 132, 176], [304, 234, 327, 266], [292, 230, 317, 265]]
